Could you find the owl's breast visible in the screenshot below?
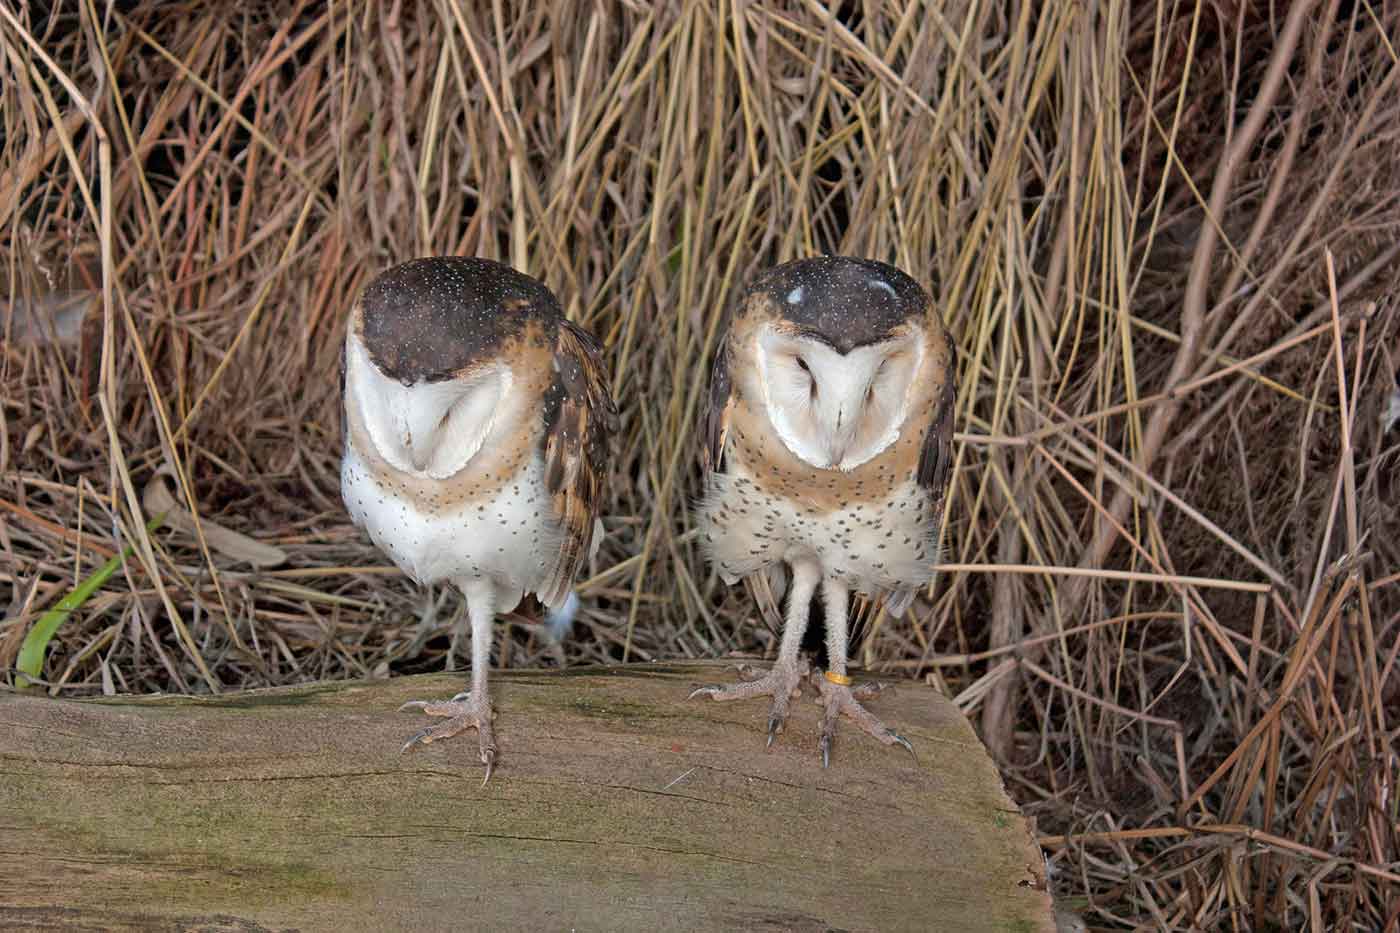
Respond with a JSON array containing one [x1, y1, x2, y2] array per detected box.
[[699, 453, 938, 596], [341, 442, 561, 607]]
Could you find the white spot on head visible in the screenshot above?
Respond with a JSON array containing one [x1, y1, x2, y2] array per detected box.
[[868, 278, 896, 297], [787, 286, 805, 305]]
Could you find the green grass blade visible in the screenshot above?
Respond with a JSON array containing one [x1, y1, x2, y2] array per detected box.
[[16, 515, 164, 690]]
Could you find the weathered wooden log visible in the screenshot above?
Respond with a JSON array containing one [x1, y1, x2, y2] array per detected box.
[[1, 662, 1053, 931]]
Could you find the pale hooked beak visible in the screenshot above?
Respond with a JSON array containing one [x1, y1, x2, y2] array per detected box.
[[399, 400, 449, 472], [825, 398, 864, 470]]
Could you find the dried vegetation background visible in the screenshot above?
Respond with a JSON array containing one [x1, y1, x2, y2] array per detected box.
[[2, 1, 1399, 928]]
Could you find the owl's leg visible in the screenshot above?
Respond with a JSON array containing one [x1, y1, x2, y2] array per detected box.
[[689, 558, 822, 747], [814, 577, 914, 768], [400, 579, 498, 783]]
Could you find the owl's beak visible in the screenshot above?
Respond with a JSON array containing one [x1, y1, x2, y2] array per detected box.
[[400, 401, 448, 472], [828, 418, 848, 467], [824, 398, 862, 469]]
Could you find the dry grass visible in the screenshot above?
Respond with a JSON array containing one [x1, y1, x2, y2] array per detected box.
[[2, 1, 1398, 928]]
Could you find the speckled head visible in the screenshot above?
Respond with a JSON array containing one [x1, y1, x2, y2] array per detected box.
[[354, 257, 560, 384], [744, 256, 931, 353]]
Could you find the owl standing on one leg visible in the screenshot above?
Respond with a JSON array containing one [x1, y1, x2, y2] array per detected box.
[[340, 257, 617, 782], [693, 256, 956, 766]]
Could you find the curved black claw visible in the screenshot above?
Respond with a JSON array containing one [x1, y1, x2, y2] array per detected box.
[[888, 731, 917, 762], [398, 693, 495, 783], [400, 726, 436, 753], [766, 715, 785, 748], [814, 674, 914, 766], [686, 662, 806, 750]]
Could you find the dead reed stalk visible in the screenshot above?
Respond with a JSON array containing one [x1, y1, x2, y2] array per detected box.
[[2, 1, 1397, 926]]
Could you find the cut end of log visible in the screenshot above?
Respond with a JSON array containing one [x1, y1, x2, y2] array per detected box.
[[1, 662, 1054, 932]]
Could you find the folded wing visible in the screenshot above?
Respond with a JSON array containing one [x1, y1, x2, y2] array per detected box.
[[538, 319, 619, 609]]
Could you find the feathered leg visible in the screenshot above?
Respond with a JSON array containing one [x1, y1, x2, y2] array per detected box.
[[690, 558, 822, 747], [814, 576, 914, 767], [400, 578, 498, 783]]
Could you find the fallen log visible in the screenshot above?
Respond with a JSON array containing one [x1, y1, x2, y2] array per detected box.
[[1, 662, 1054, 931]]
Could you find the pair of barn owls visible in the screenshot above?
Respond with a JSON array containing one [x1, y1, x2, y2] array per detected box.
[[341, 256, 955, 780]]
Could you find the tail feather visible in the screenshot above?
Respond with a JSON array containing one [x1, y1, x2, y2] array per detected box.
[[544, 590, 580, 641]]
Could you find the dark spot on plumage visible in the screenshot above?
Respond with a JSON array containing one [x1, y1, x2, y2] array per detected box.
[[357, 256, 560, 384]]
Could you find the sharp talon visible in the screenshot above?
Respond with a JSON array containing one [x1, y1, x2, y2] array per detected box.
[[451, 691, 471, 702], [399, 700, 429, 712], [683, 665, 806, 748], [889, 731, 916, 760], [401, 729, 432, 753], [820, 732, 832, 768], [481, 750, 496, 786]]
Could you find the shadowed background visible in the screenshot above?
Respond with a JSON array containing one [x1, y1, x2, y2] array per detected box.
[[2, 1, 1398, 927]]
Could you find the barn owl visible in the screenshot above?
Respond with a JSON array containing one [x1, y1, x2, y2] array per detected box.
[[341, 257, 617, 781], [693, 256, 956, 766]]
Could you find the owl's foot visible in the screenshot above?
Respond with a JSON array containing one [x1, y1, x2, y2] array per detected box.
[[688, 657, 811, 747], [814, 674, 915, 768], [399, 690, 497, 784]]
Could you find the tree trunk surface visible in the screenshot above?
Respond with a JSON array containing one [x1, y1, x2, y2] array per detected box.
[[1, 661, 1053, 932]]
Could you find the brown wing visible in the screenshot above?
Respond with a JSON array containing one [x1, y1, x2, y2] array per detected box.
[[701, 329, 735, 474], [857, 329, 955, 625], [916, 331, 957, 504], [538, 319, 619, 609]]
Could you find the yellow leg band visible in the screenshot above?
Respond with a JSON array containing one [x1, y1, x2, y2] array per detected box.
[[823, 670, 853, 687]]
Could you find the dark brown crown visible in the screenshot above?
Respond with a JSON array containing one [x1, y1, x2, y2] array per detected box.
[[744, 256, 931, 353], [356, 257, 559, 384]]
